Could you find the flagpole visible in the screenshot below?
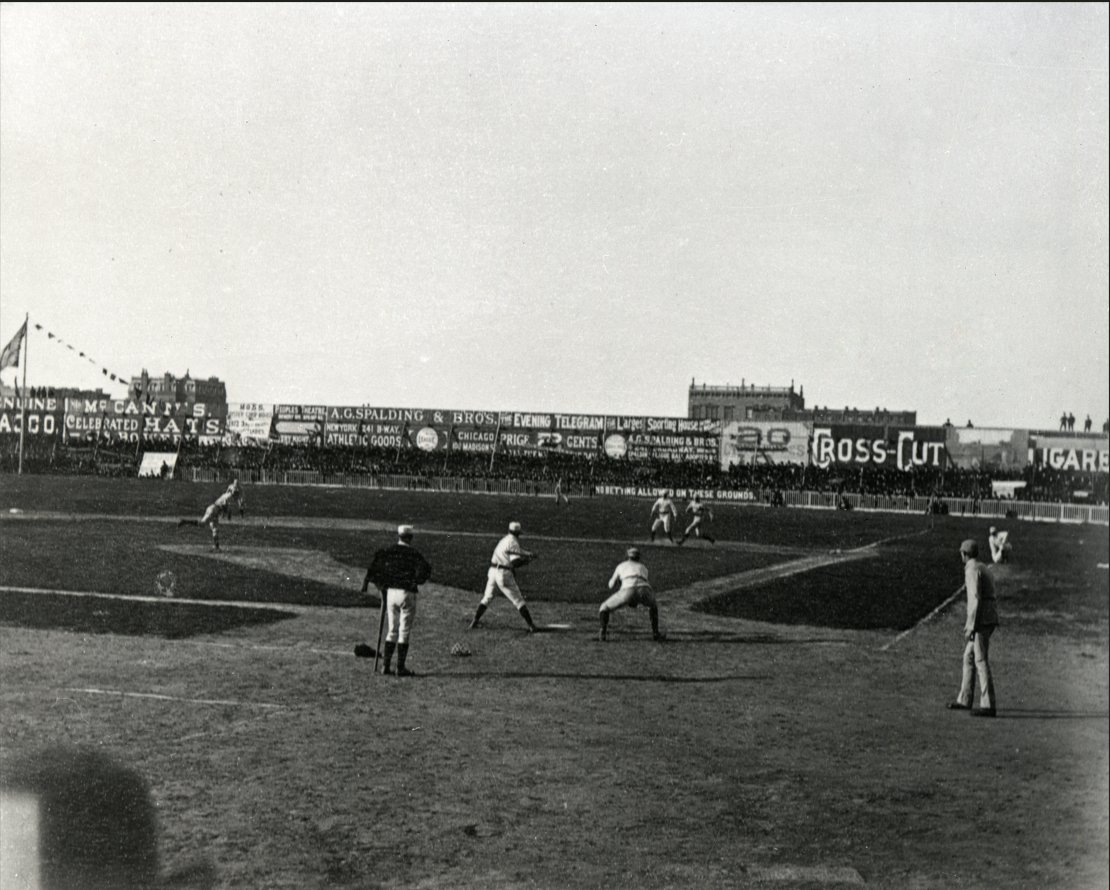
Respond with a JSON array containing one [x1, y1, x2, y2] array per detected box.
[[489, 414, 502, 473], [18, 314, 29, 475]]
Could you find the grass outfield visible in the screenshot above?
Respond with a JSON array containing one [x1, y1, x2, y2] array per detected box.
[[1, 474, 1107, 889]]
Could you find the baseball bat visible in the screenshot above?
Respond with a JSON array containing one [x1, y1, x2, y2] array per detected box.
[[372, 590, 387, 674]]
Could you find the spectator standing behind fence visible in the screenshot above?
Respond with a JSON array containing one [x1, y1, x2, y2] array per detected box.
[[1068, 412, 1075, 431], [1060, 411, 1068, 431], [946, 539, 999, 717], [1083, 415, 1092, 433]]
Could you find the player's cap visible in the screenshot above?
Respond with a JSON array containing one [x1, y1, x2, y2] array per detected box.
[[989, 526, 997, 534], [397, 525, 414, 538], [508, 521, 522, 534], [960, 539, 979, 557], [626, 547, 641, 559]]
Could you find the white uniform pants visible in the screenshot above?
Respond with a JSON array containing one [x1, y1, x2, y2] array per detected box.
[[385, 588, 416, 644], [600, 584, 656, 613], [481, 567, 525, 609]]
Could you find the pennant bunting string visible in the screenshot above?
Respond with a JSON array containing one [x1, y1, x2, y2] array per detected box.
[[32, 322, 129, 385]]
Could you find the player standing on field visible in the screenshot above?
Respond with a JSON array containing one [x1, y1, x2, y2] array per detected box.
[[649, 490, 678, 544], [946, 539, 1000, 717], [678, 495, 715, 545], [598, 547, 663, 642], [553, 475, 569, 506], [469, 521, 540, 633], [361, 524, 432, 677]]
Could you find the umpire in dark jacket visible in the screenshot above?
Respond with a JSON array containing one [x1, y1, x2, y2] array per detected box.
[[361, 525, 432, 676]]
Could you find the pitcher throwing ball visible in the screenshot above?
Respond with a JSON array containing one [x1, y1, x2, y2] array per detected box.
[[598, 547, 664, 642], [469, 521, 540, 633], [177, 481, 243, 551]]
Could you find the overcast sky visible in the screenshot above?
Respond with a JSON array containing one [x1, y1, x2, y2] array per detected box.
[[1, 3, 1107, 428]]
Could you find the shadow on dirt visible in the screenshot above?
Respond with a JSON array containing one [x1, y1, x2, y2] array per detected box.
[[0, 591, 298, 639]]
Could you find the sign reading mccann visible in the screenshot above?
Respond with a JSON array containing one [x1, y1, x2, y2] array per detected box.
[[811, 425, 947, 470], [1, 397, 224, 442]]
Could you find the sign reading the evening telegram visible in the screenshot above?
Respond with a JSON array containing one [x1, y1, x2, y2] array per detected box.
[[720, 421, 810, 467], [272, 406, 721, 461], [1027, 435, 1109, 473], [810, 425, 947, 470]]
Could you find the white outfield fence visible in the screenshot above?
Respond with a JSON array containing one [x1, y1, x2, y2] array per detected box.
[[182, 467, 1109, 526]]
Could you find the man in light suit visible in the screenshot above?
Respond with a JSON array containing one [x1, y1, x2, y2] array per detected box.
[[947, 539, 1000, 717]]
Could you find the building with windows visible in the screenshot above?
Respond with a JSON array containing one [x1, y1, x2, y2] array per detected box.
[[688, 378, 915, 426], [129, 370, 227, 411], [688, 378, 806, 422]]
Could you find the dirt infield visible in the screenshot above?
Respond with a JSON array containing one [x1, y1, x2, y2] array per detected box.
[[1, 481, 1106, 889]]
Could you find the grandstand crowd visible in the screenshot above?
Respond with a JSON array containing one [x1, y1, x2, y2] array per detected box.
[[2, 434, 1106, 505]]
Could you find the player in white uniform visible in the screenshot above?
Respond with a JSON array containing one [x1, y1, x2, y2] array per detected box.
[[598, 547, 663, 641], [649, 491, 678, 544], [177, 480, 244, 551], [988, 527, 1011, 564], [553, 476, 569, 506], [469, 521, 540, 633], [678, 495, 715, 545]]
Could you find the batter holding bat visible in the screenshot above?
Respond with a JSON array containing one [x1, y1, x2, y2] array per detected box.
[[469, 521, 540, 633]]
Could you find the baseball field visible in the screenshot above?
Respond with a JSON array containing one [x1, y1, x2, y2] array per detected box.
[[1, 475, 1107, 889]]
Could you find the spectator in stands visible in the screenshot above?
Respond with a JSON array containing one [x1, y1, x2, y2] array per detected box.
[[1067, 412, 1075, 431], [966, 419, 974, 428], [1083, 415, 1092, 433]]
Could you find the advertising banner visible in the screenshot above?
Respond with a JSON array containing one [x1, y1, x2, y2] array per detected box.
[[810, 424, 947, 470], [225, 403, 276, 445], [62, 398, 225, 443], [1027, 435, 1109, 473], [719, 421, 810, 467], [944, 427, 1029, 470], [0, 396, 64, 437], [593, 484, 758, 501], [272, 406, 721, 462], [272, 404, 328, 444]]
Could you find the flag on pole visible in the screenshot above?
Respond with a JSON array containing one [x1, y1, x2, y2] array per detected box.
[[1, 320, 27, 371]]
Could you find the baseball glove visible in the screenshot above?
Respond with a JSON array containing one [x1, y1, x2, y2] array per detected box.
[[154, 570, 177, 598], [354, 643, 376, 658]]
